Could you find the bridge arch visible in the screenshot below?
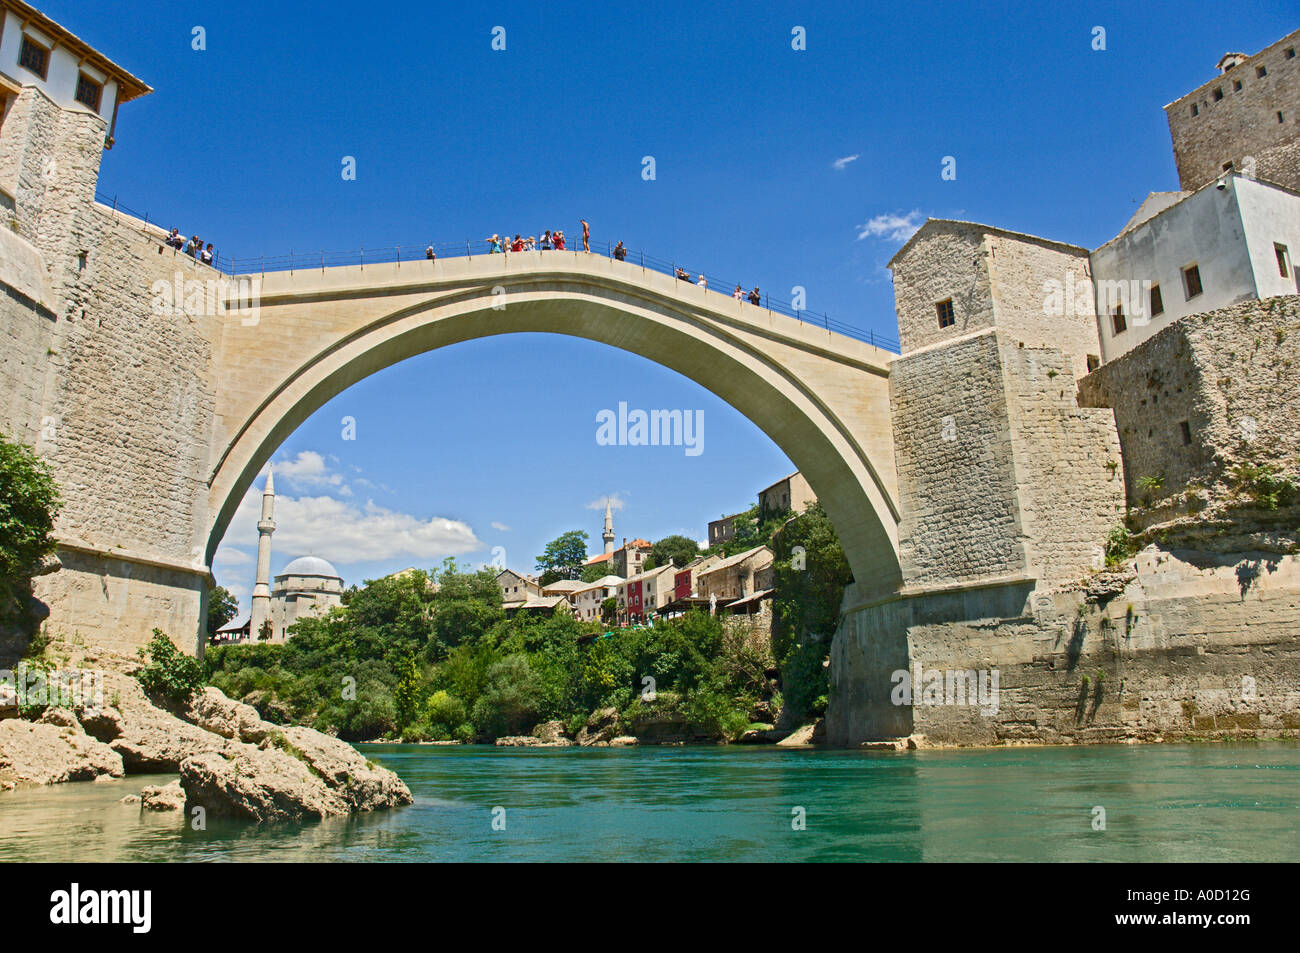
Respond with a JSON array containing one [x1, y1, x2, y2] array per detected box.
[[204, 253, 902, 603]]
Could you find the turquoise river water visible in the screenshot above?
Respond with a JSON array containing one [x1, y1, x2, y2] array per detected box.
[[2, 742, 1298, 862]]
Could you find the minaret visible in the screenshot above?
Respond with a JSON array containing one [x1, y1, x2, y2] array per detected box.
[[603, 497, 615, 555], [250, 465, 276, 639]]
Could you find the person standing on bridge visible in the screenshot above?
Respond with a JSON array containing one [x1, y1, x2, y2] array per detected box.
[[540, 230, 552, 250], [486, 234, 502, 253], [613, 241, 626, 261], [425, 244, 436, 261], [733, 284, 744, 300], [748, 287, 762, 305], [554, 230, 566, 251], [581, 219, 590, 252], [697, 274, 707, 289]]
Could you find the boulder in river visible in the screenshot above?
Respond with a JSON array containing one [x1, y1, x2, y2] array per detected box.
[[140, 779, 185, 811]]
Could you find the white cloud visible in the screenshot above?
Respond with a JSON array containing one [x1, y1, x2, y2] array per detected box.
[[586, 493, 626, 512], [857, 210, 924, 243], [223, 488, 483, 567], [832, 154, 860, 171], [491, 521, 510, 532], [271, 450, 346, 490], [214, 548, 251, 566]]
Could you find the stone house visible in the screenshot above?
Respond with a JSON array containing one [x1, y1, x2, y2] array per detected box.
[[707, 513, 742, 547], [495, 569, 541, 609], [758, 471, 817, 519], [611, 538, 652, 579], [696, 546, 775, 604]]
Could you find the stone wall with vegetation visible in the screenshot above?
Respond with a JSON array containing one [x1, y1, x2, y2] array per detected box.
[[1078, 295, 1300, 553]]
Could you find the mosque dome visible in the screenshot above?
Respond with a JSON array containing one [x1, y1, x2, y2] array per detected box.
[[278, 556, 341, 579]]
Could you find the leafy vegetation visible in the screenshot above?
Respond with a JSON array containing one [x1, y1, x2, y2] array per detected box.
[[1104, 525, 1139, 567], [204, 557, 788, 743], [206, 585, 239, 640], [535, 530, 590, 585], [0, 432, 61, 632], [1231, 463, 1298, 511], [770, 502, 852, 719], [643, 534, 703, 572], [707, 503, 790, 558], [136, 629, 205, 705]]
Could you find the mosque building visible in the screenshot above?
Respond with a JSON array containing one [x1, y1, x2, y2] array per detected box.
[[214, 466, 345, 643]]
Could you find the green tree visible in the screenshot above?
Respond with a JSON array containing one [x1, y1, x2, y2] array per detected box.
[[580, 561, 611, 583], [393, 654, 425, 734], [471, 654, 542, 738], [649, 534, 701, 572], [427, 560, 503, 659], [536, 530, 589, 582], [771, 501, 851, 718], [206, 585, 239, 641], [136, 629, 205, 705], [422, 690, 468, 740], [0, 433, 61, 629]]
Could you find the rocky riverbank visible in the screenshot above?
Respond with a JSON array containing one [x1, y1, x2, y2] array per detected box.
[[0, 644, 411, 822]]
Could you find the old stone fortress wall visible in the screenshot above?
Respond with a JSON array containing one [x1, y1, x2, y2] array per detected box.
[[0, 0, 1297, 745]]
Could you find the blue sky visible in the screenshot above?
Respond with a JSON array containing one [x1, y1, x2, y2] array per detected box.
[[43, 0, 1298, 612]]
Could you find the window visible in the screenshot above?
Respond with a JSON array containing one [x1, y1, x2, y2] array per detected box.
[[74, 73, 103, 111], [1256, 65, 1267, 78], [1213, 87, 1223, 101], [1086, 355, 1101, 373], [18, 35, 49, 79], [1287, 48, 1296, 59], [1279, 112, 1286, 124], [1111, 305, 1126, 335], [1150, 283, 1164, 317], [1277, 244, 1291, 278], [1232, 79, 1243, 92], [1180, 421, 1192, 446], [935, 298, 955, 329], [1183, 264, 1203, 299], [1222, 161, 1234, 172], [1190, 103, 1199, 117]]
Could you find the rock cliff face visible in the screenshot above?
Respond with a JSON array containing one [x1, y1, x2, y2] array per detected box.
[[0, 641, 411, 821]]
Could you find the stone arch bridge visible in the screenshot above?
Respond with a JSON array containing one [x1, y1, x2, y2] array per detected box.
[[204, 251, 902, 614]]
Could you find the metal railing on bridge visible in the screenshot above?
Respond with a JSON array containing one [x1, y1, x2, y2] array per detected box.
[[94, 191, 901, 353]]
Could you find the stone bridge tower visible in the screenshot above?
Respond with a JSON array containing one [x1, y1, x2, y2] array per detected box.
[[827, 219, 1127, 745]]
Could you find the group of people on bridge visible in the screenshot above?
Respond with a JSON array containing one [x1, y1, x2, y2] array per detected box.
[[165, 228, 215, 265], [418, 220, 765, 307]]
